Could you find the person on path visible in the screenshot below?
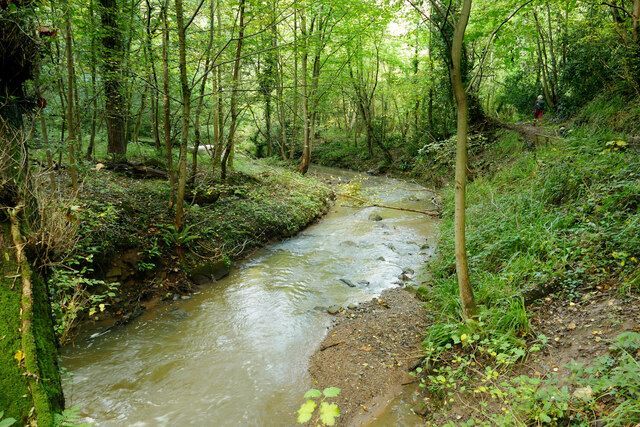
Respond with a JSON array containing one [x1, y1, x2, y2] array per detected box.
[[533, 94, 545, 126]]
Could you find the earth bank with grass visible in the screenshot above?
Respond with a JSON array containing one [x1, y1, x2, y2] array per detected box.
[[49, 156, 332, 343], [303, 94, 640, 425]]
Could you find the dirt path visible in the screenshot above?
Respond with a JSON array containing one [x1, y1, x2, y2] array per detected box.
[[504, 122, 560, 145], [308, 288, 429, 426]]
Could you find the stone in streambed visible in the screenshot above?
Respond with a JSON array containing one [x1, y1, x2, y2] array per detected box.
[[368, 213, 383, 221], [189, 259, 231, 284], [327, 305, 341, 315], [357, 280, 370, 287], [170, 307, 188, 320]]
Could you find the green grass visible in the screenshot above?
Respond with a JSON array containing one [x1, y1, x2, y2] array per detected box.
[[415, 99, 640, 424], [30, 141, 332, 343]]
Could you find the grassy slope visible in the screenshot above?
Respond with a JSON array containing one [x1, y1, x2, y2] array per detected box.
[[412, 94, 640, 425]]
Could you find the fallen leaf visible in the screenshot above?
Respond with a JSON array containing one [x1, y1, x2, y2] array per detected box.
[[567, 323, 577, 330]]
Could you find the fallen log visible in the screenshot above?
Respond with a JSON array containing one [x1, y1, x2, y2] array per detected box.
[[102, 162, 168, 179]]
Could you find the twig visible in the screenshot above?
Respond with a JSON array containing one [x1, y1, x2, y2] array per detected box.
[[320, 342, 341, 351], [338, 193, 440, 217]]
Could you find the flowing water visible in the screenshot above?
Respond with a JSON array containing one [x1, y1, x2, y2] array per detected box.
[[61, 166, 438, 426]]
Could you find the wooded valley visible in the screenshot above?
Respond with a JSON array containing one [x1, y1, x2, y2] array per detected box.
[[1, 0, 639, 425]]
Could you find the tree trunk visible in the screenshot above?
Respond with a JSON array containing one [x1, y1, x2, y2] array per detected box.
[[291, 4, 299, 161], [145, 0, 161, 150], [161, 5, 176, 209], [221, 0, 246, 181], [86, 0, 98, 160], [174, 0, 190, 232], [633, 0, 640, 41], [275, 12, 287, 161], [296, 8, 310, 174], [65, 5, 79, 192], [0, 11, 65, 418], [450, 0, 477, 320], [212, 0, 224, 169], [100, 0, 128, 160]]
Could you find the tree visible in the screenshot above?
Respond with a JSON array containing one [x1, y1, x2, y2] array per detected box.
[[100, 0, 128, 160], [409, 0, 477, 318], [0, 3, 64, 423], [221, 0, 247, 181], [174, 0, 190, 231], [448, 0, 477, 319]]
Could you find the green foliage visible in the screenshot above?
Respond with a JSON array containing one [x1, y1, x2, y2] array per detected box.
[[297, 388, 341, 426], [0, 412, 16, 427], [420, 119, 639, 424], [53, 405, 92, 427], [159, 224, 200, 247], [49, 254, 119, 344]]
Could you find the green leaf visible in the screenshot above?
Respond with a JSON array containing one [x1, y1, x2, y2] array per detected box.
[[304, 389, 322, 398], [319, 402, 340, 426], [322, 387, 341, 398], [297, 399, 317, 424], [0, 417, 16, 427]]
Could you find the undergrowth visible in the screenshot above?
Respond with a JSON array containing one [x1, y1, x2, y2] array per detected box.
[[40, 152, 331, 344], [415, 113, 640, 424]]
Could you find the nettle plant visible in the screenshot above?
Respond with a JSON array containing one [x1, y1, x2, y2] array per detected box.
[[297, 387, 341, 426]]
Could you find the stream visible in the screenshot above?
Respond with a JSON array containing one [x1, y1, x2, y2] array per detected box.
[[61, 166, 438, 426]]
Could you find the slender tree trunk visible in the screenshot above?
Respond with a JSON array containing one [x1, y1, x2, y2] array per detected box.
[[221, 0, 246, 181], [100, 0, 128, 160], [291, 5, 298, 161], [133, 89, 147, 143], [161, 4, 175, 209], [274, 11, 287, 160], [450, 0, 477, 320], [145, 0, 161, 150], [533, 9, 556, 108], [86, 0, 98, 160], [175, 0, 191, 232], [633, 0, 640, 41], [190, 0, 216, 186], [65, 3, 79, 192], [212, 0, 223, 169], [296, 8, 310, 174]]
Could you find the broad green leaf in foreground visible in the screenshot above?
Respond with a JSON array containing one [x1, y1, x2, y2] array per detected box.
[[297, 399, 316, 424], [322, 387, 341, 398], [319, 402, 340, 426], [304, 389, 322, 398]]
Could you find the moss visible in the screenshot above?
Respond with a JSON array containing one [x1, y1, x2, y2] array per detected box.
[[0, 218, 63, 425], [0, 221, 32, 422]]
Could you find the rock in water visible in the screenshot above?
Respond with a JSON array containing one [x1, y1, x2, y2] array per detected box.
[[189, 259, 231, 284], [327, 305, 341, 315], [368, 213, 383, 221], [340, 278, 357, 288]]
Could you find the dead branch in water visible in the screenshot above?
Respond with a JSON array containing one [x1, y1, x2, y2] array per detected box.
[[338, 193, 440, 217]]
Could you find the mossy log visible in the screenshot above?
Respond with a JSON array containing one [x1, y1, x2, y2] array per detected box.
[[0, 205, 63, 425]]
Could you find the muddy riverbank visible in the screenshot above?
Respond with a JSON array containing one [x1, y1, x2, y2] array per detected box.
[[308, 287, 429, 426]]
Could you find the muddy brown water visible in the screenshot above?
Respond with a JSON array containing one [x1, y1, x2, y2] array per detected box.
[[61, 166, 437, 426]]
